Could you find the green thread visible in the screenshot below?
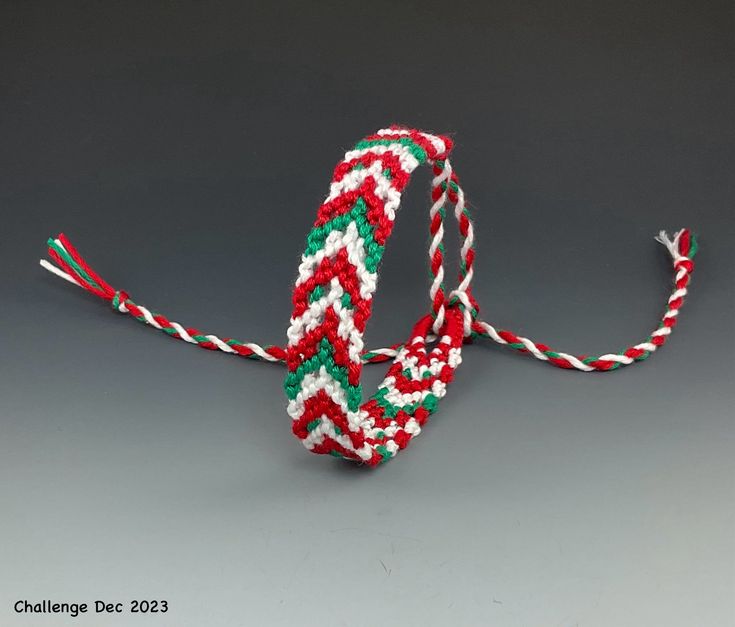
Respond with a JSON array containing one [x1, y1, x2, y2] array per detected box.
[[688, 234, 699, 258], [375, 444, 393, 461], [353, 137, 427, 163], [309, 284, 324, 303], [48, 239, 101, 291]]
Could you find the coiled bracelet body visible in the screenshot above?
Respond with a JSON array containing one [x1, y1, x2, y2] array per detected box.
[[40, 126, 698, 466]]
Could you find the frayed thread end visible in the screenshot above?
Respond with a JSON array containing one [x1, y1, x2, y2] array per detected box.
[[40, 233, 120, 303], [655, 228, 698, 261]]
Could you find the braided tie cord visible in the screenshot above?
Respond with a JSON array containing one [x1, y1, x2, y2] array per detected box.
[[40, 126, 698, 464]]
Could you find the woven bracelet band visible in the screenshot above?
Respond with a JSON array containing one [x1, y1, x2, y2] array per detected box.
[[40, 126, 698, 465]]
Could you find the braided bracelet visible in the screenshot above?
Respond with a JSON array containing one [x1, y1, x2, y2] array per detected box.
[[40, 126, 698, 466]]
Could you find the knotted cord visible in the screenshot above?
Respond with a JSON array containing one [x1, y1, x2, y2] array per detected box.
[[40, 126, 698, 465]]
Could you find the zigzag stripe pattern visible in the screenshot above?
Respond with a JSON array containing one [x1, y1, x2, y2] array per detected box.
[[39, 126, 699, 466]]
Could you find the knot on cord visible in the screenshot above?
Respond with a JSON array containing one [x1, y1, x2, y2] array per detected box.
[[111, 290, 130, 313], [448, 289, 480, 338], [431, 291, 480, 340]]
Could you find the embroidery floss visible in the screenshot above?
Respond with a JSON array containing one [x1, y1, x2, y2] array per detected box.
[[40, 126, 698, 465]]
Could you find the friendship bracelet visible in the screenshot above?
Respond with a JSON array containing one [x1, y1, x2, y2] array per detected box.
[[40, 126, 698, 465]]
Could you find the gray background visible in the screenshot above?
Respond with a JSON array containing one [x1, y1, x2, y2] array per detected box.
[[1, 2, 733, 626]]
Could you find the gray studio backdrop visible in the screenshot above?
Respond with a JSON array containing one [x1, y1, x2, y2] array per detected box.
[[1, 2, 733, 626]]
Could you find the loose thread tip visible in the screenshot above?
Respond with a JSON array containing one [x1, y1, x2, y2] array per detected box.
[[39, 258, 81, 287], [655, 227, 698, 260], [654, 229, 680, 258]]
